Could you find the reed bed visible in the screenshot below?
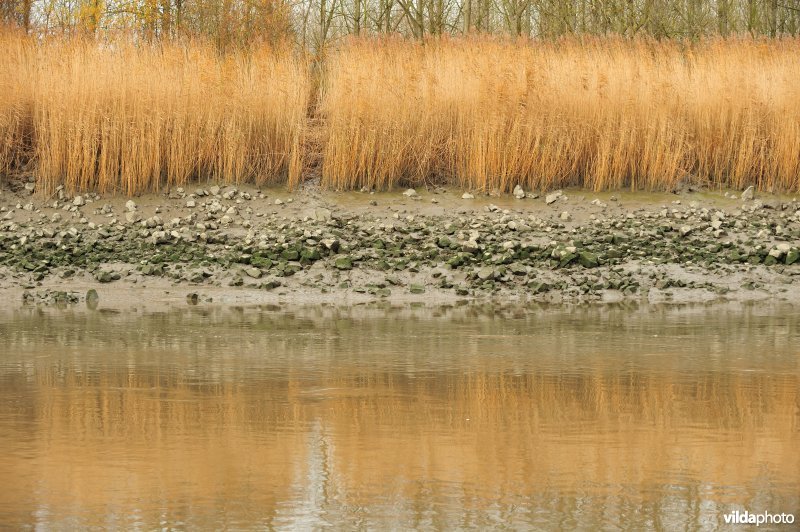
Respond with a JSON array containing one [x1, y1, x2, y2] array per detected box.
[[0, 31, 34, 177], [321, 36, 800, 192], [1, 33, 309, 195], [2, 33, 800, 194]]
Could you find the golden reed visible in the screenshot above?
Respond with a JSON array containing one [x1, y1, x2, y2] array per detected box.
[[322, 36, 800, 192], [2, 31, 799, 194], [0, 30, 309, 195]]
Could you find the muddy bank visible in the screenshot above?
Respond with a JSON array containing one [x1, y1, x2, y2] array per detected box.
[[1, 179, 798, 308]]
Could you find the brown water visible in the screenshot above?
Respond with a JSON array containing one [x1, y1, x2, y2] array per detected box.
[[0, 302, 798, 530]]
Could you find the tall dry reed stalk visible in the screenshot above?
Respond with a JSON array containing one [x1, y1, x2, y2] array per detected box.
[[321, 36, 800, 192], [2, 32, 799, 194], [2, 33, 309, 195], [0, 30, 35, 176]]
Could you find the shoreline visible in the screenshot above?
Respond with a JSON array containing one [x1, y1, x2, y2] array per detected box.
[[1, 179, 798, 309]]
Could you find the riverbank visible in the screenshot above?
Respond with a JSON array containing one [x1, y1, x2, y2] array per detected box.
[[1, 178, 799, 308]]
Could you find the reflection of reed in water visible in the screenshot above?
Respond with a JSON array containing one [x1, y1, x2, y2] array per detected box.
[[0, 356, 797, 529]]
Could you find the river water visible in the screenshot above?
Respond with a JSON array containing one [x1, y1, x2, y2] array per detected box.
[[0, 302, 798, 529]]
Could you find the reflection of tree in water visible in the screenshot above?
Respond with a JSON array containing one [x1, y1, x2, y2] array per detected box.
[[0, 303, 798, 528]]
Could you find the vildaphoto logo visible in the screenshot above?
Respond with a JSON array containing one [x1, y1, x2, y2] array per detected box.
[[723, 510, 795, 526]]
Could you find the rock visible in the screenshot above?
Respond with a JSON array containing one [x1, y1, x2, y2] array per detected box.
[[24, 182, 35, 193], [786, 248, 799, 265], [210, 185, 221, 196], [281, 249, 300, 261], [409, 283, 425, 294], [334, 257, 353, 270], [513, 185, 525, 199], [151, 230, 169, 244], [125, 200, 137, 212], [477, 267, 496, 281], [85, 289, 99, 303], [186, 293, 199, 305], [577, 251, 599, 268], [679, 225, 693, 237], [274, 198, 284, 205], [559, 211, 571, 221], [186, 200, 196, 208], [261, 279, 281, 290], [545, 190, 563, 204], [73, 196, 85, 206], [741, 186, 755, 201], [509, 263, 527, 275], [461, 192, 474, 199], [462, 240, 480, 253], [402, 189, 417, 197], [768, 243, 791, 259], [320, 238, 340, 252], [244, 267, 262, 279], [125, 211, 141, 223], [314, 208, 332, 221], [94, 270, 117, 283]]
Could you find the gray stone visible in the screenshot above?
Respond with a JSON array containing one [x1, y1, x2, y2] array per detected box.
[[402, 189, 417, 197], [477, 267, 496, 281], [314, 208, 332, 221], [334, 257, 353, 270], [545, 190, 563, 204], [244, 267, 262, 279], [578, 251, 599, 268], [513, 185, 525, 199], [320, 238, 340, 252], [769, 243, 791, 259], [73, 196, 85, 206], [741, 186, 755, 201], [461, 192, 475, 199]]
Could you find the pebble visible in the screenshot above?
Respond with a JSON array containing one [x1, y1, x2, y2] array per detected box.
[[545, 190, 563, 205]]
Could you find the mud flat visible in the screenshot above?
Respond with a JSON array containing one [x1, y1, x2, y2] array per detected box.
[[1, 179, 798, 308]]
